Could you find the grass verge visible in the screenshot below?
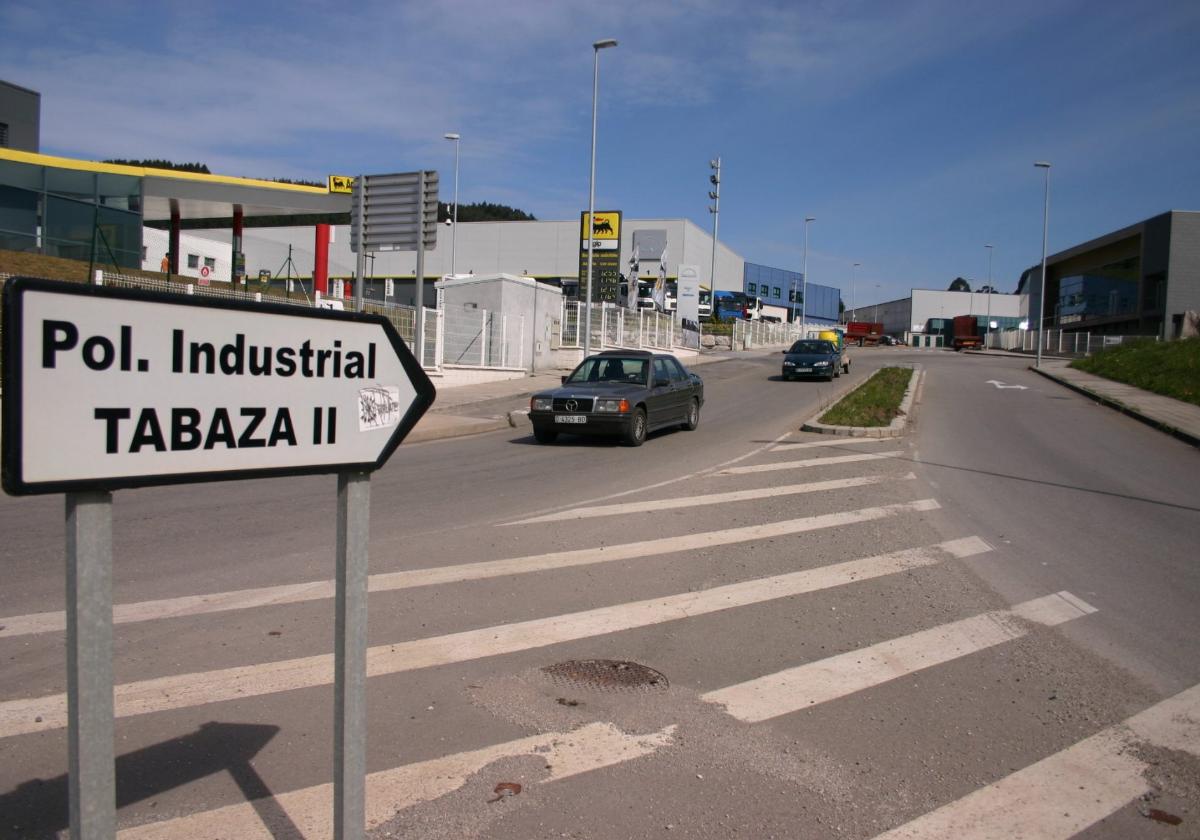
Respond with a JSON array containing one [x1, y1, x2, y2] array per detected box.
[[1069, 337, 1200, 407], [819, 367, 913, 427]]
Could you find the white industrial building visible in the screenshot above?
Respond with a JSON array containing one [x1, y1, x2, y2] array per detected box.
[[184, 217, 746, 304], [856, 289, 1025, 339]]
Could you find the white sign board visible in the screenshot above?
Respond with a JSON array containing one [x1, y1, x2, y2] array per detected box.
[[676, 264, 701, 327], [2, 278, 436, 495]]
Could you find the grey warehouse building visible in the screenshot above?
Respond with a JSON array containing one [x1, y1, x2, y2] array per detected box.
[[1019, 210, 1200, 340]]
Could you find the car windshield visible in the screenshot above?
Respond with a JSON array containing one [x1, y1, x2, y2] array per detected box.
[[566, 357, 649, 384], [788, 340, 834, 354]]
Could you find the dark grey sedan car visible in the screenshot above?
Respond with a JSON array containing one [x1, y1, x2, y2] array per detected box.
[[528, 350, 704, 446], [781, 339, 843, 381]]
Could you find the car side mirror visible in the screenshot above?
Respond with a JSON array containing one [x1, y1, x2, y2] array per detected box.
[[561, 375, 568, 384]]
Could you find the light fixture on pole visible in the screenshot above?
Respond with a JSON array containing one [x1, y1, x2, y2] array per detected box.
[[801, 216, 815, 331], [849, 262, 861, 323], [1034, 161, 1051, 368], [708, 157, 721, 315], [583, 38, 618, 358], [443, 133, 460, 277], [984, 243, 994, 348]]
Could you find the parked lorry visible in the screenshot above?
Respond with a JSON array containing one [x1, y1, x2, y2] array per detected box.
[[845, 321, 884, 346], [951, 315, 983, 350]]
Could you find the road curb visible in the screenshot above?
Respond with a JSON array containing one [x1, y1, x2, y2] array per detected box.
[[1029, 366, 1200, 448], [800, 365, 923, 437]]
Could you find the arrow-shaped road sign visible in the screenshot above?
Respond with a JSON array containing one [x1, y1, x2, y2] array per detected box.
[[2, 277, 436, 495], [986, 379, 1029, 390]]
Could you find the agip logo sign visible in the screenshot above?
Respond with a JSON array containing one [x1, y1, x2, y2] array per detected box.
[[328, 175, 356, 194], [580, 211, 621, 251]]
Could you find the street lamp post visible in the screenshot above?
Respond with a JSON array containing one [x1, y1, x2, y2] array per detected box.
[[583, 38, 618, 358], [443, 133, 460, 277], [708, 157, 721, 314], [849, 262, 860, 323], [1035, 161, 1051, 368], [801, 216, 814, 331], [984, 243, 994, 348], [873, 283, 881, 324]]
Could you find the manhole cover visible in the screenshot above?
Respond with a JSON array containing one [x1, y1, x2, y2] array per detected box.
[[541, 659, 669, 693]]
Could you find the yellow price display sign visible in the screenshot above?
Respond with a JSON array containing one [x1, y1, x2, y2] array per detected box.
[[328, 175, 356, 194]]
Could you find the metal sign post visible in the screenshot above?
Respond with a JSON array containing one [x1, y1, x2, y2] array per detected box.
[[334, 470, 370, 838], [66, 490, 115, 840], [2, 277, 436, 838]]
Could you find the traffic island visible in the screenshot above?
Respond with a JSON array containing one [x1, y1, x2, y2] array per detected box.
[[801, 365, 922, 437]]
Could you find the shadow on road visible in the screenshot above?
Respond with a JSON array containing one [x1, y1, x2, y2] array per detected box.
[[0, 721, 295, 839]]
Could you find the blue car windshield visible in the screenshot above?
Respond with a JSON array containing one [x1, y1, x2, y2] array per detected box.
[[567, 357, 649, 384], [789, 340, 834, 354]]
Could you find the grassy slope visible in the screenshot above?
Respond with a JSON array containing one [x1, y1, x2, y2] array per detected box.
[[1070, 337, 1200, 407]]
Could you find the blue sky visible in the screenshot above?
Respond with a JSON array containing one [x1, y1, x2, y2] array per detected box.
[[3, 0, 1198, 304]]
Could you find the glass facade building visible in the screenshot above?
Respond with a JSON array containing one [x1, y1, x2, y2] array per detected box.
[[1056, 257, 1139, 326], [0, 156, 143, 269], [742, 261, 840, 323]]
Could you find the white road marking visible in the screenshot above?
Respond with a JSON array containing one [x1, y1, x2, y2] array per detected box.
[[871, 682, 1200, 839], [771, 436, 894, 450], [509, 430, 797, 523], [504, 473, 915, 525], [117, 722, 676, 839], [703, 591, 1095, 722], [0, 525, 982, 739], [0, 498, 934, 639], [719, 451, 904, 475]]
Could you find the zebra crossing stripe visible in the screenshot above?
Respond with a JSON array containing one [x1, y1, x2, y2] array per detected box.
[[0, 526, 982, 739], [870, 682, 1200, 839], [703, 591, 1096, 722], [116, 722, 676, 839], [719, 451, 904, 475], [504, 473, 915, 525], [1, 498, 933, 640]]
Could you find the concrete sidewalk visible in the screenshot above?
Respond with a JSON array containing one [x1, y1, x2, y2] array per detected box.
[[1032, 360, 1200, 447], [405, 348, 763, 444]]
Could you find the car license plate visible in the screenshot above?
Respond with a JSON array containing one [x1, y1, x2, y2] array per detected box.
[[796, 367, 812, 373], [555, 415, 587, 424]]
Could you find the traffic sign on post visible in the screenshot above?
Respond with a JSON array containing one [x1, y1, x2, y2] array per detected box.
[[1, 277, 436, 495], [1, 275, 437, 839], [350, 171, 439, 253]]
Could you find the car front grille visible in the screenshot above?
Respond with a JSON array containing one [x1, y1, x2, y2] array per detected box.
[[552, 397, 594, 412]]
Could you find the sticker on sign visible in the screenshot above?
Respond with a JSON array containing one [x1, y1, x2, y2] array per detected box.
[[1, 277, 436, 495]]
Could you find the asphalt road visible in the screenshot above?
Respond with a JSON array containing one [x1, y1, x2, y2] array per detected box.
[[0, 347, 1197, 839]]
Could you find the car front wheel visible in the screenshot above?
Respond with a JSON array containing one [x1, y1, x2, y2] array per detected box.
[[623, 408, 647, 447], [681, 399, 700, 431]]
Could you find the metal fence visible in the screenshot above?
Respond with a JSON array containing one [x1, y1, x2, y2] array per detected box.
[[442, 306, 526, 369], [558, 302, 678, 351], [731, 318, 803, 349], [986, 328, 1156, 356]]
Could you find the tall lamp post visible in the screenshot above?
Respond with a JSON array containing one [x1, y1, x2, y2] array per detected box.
[[801, 216, 815, 331], [708, 157, 721, 309], [583, 38, 618, 358], [984, 243, 994, 348], [873, 283, 881, 323], [443, 133, 460, 277], [1034, 161, 1051, 368], [849, 262, 860, 322]]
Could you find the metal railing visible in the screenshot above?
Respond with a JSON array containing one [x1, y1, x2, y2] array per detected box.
[[442, 306, 525, 369], [986, 328, 1156, 356]]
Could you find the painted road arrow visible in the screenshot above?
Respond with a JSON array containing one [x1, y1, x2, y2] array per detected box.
[[985, 379, 1028, 390], [2, 277, 436, 495]]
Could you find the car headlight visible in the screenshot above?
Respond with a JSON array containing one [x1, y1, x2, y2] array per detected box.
[[814, 361, 830, 367], [783, 360, 795, 366], [531, 397, 553, 411], [594, 398, 630, 413]]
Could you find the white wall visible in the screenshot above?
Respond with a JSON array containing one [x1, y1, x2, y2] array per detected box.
[[186, 217, 745, 285]]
